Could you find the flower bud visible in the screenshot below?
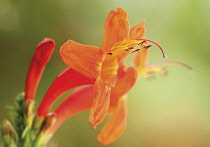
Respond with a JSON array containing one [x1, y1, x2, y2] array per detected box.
[[40, 113, 56, 134], [34, 113, 56, 147], [24, 99, 34, 118], [1, 119, 16, 146]]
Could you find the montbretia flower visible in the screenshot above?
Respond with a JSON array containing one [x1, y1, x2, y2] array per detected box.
[[59, 7, 168, 128], [34, 7, 192, 146], [24, 38, 55, 100]]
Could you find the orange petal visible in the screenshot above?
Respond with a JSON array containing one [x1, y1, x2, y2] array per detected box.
[[97, 95, 128, 145], [110, 66, 138, 105], [129, 20, 146, 40], [50, 85, 94, 134], [89, 77, 111, 128], [25, 38, 55, 100], [133, 41, 149, 70], [129, 20, 148, 71], [100, 7, 130, 52], [59, 40, 104, 79]]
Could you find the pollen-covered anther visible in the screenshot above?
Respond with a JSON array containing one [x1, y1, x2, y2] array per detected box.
[[144, 45, 152, 49], [124, 47, 134, 51], [138, 41, 146, 46], [132, 49, 140, 53]]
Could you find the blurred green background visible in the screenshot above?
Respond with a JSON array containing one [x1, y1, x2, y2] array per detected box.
[[0, 0, 210, 147]]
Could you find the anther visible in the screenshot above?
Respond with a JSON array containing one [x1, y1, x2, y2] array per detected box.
[[124, 47, 133, 51], [144, 45, 152, 49], [138, 41, 146, 46], [132, 49, 140, 53], [107, 53, 112, 55]]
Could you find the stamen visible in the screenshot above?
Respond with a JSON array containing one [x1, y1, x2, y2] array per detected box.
[[135, 39, 167, 59], [144, 45, 152, 49], [147, 61, 194, 72], [107, 53, 112, 55], [138, 41, 146, 46], [124, 47, 134, 51], [132, 49, 140, 53]]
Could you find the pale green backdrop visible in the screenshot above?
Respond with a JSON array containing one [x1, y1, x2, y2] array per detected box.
[[0, 0, 210, 147]]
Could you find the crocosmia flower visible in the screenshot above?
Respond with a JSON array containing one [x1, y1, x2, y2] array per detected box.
[[33, 7, 192, 146], [59, 7, 168, 128]]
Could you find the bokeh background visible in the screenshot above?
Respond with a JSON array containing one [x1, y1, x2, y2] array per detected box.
[[0, 0, 210, 147]]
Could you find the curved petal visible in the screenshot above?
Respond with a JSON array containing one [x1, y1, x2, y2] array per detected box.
[[129, 20, 146, 40], [129, 20, 148, 72], [110, 66, 138, 105], [49, 85, 94, 134], [100, 7, 130, 52], [89, 77, 111, 128], [37, 68, 95, 118], [59, 40, 104, 79], [25, 38, 55, 100], [133, 41, 149, 72], [97, 95, 128, 145]]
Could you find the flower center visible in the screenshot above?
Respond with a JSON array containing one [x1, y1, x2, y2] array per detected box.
[[100, 39, 167, 86]]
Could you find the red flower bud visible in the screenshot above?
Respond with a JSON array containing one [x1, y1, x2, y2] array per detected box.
[[25, 38, 55, 100]]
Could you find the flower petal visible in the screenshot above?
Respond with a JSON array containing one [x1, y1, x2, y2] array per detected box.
[[129, 21, 148, 72], [25, 38, 55, 100], [49, 85, 94, 134], [133, 41, 149, 71], [89, 77, 111, 128], [100, 7, 130, 52], [37, 68, 95, 118], [110, 66, 138, 104], [59, 40, 104, 79], [129, 20, 146, 40], [97, 95, 128, 145]]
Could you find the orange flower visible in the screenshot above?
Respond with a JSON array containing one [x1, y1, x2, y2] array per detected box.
[[59, 7, 167, 128], [36, 7, 192, 145]]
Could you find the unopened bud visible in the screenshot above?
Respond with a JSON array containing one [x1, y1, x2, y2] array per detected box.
[[1, 119, 13, 137], [34, 113, 56, 147], [24, 99, 34, 118], [1, 119, 16, 146], [40, 113, 56, 134]]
